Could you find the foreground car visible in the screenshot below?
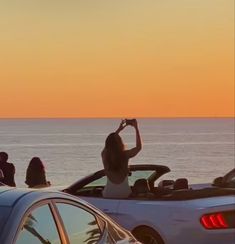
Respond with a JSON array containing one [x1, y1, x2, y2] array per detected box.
[[0, 187, 139, 244], [64, 165, 235, 244]]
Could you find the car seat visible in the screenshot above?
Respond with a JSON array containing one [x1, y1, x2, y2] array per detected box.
[[132, 178, 151, 196], [174, 178, 189, 190], [158, 180, 174, 189]]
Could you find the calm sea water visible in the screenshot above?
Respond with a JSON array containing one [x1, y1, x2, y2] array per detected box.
[[0, 118, 234, 187]]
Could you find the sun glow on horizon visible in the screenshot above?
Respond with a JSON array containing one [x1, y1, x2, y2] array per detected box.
[[0, 0, 234, 118]]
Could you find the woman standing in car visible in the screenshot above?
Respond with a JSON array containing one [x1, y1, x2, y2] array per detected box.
[[102, 119, 142, 198]]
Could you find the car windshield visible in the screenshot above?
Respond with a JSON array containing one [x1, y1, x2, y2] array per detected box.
[[230, 176, 235, 182], [0, 206, 11, 233], [213, 169, 235, 188], [224, 169, 235, 188], [84, 170, 156, 188], [224, 169, 235, 182]]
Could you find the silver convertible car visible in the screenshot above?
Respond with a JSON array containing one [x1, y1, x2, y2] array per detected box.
[[0, 187, 140, 244], [64, 165, 235, 244]]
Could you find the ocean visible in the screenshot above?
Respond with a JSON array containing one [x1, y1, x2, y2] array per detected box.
[[0, 118, 234, 187]]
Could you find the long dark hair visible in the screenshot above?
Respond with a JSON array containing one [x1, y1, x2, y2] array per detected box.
[[25, 157, 47, 187], [105, 133, 127, 171]]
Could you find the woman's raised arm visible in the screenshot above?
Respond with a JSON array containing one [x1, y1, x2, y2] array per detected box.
[[125, 119, 142, 158]]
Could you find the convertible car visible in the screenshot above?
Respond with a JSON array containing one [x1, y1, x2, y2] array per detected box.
[[64, 165, 235, 244]]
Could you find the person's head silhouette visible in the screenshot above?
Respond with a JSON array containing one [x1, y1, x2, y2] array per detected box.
[[25, 157, 50, 188], [105, 132, 125, 152], [0, 152, 8, 163]]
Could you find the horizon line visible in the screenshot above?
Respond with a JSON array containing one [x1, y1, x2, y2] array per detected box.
[[0, 116, 234, 120]]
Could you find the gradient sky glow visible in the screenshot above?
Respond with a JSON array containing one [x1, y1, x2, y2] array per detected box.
[[0, 0, 234, 118]]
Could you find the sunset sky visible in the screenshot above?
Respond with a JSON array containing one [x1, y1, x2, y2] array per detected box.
[[0, 0, 234, 118]]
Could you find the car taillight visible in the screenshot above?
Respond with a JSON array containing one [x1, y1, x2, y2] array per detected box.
[[200, 211, 235, 229]]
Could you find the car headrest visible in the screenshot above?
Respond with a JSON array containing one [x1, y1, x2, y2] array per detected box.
[[133, 179, 150, 194], [174, 178, 189, 190]]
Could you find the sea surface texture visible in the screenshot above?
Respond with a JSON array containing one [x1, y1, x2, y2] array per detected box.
[[0, 118, 234, 187]]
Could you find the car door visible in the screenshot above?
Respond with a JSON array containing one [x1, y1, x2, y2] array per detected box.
[[76, 175, 120, 221], [82, 196, 121, 222]]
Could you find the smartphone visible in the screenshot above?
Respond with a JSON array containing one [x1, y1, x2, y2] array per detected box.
[[126, 119, 135, 125]]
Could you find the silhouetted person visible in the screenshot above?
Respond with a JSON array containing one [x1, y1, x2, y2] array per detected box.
[[0, 152, 16, 187], [102, 119, 142, 198], [25, 157, 51, 188]]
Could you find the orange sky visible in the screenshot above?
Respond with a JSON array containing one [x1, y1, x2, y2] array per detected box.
[[0, 0, 234, 118]]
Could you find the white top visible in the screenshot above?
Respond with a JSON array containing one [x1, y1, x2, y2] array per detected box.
[[103, 176, 132, 198]]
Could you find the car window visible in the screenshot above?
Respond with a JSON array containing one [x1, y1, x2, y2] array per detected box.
[[56, 203, 102, 244], [107, 222, 132, 243], [15, 204, 61, 244]]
